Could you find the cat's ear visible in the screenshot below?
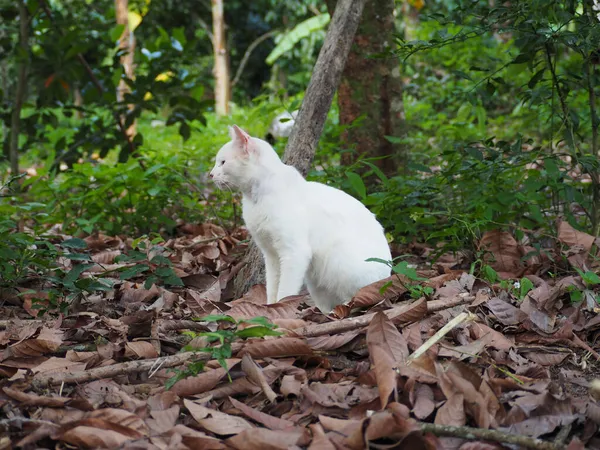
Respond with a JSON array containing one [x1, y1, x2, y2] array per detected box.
[[228, 125, 251, 148]]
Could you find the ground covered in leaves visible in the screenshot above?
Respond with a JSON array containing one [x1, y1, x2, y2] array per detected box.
[[1, 220, 600, 449]]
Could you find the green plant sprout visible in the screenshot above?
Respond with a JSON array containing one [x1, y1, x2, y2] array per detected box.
[[165, 315, 282, 389]]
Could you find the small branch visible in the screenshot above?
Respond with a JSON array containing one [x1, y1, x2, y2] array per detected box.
[[408, 311, 476, 363], [544, 43, 577, 154], [158, 319, 212, 333], [197, 15, 214, 44], [0, 416, 57, 429], [231, 30, 278, 87], [32, 351, 204, 388], [294, 295, 474, 338], [419, 423, 562, 450], [32, 343, 244, 387]]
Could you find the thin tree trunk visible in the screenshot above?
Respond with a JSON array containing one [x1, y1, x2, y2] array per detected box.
[[584, 0, 600, 235], [74, 85, 84, 120], [9, 0, 29, 183], [115, 0, 136, 137], [328, 0, 406, 176], [233, 0, 368, 298], [211, 0, 230, 116]]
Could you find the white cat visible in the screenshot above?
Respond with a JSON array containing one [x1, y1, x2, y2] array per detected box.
[[210, 125, 392, 313]]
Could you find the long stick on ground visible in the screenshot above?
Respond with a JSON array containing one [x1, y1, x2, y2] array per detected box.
[[32, 343, 243, 388], [232, 0, 368, 299], [418, 423, 563, 450], [294, 294, 474, 338]]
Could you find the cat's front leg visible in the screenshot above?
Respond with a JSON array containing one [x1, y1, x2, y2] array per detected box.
[[277, 248, 311, 300], [264, 252, 280, 304]]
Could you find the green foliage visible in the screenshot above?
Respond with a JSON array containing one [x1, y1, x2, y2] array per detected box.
[[575, 268, 600, 287], [367, 257, 433, 299], [266, 14, 330, 65], [338, 0, 600, 263], [1, 0, 210, 166], [166, 315, 282, 388], [116, 235, 183, 288], [0, 219, 57, 289]]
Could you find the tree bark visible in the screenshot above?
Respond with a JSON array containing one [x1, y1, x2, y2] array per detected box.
[[115, 0, 136, 137], [232, 0, 368, 299], [329, 0, 406, 176], [211, 0, 231, 116], [9, 0, 29, 182]]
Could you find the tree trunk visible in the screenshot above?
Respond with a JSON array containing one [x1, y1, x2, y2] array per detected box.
[[329, 0, 406, 176], [115, 0, 136, 137], [9, 0, 29, 183], [232, 0, 368, 299], [211, 0, 231, 116]]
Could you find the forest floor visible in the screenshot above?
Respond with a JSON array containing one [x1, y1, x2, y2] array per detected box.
[[0, 219, 599, 449]]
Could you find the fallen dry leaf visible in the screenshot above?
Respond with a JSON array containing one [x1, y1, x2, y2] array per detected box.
[[479, 230, 524, 278], [367, 312, 408, 408]]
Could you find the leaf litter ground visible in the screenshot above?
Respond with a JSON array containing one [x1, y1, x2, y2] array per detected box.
[[1, 219, 599, 449]]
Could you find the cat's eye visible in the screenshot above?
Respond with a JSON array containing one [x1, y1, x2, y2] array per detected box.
[[219, 160, 225, 166]]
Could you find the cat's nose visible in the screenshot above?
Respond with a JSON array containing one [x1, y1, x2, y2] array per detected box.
[[209, 171, 214, 178]]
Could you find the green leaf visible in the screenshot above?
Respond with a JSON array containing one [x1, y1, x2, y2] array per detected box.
[[483, 265, 498, 283], [582, 271, 600, 286], [384, 135, 404, 144], [379, 280, 393, 295], [172, 27, 187, 47], [63, 263, 95, 285], [119, 264, 150, 280], [346, 171, 366, 199], [408, 162, 433, 173], [519, 277, 534, 299], [366, 257, 391, 266], [235, 326, 283, 339], [179, 121, 191, 141], [62, 238, 88, 249], [238, 316, 277, 328], [65, 253, 92, 261], [392, 261, 424, 281], [527, 68, 545, 89], [266, 14, 330, 65], [511, 53, 533, 64], [144, 164, 165, 176], [109, 24, 126, 42], [361, 161, 389, 185]]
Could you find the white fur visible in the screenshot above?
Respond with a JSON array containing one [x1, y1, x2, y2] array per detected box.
[[210, 125, 392, 313]]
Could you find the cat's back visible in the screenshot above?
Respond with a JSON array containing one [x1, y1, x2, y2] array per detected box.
[[303, 181, 385, 240], [304, 181, 372, 216]]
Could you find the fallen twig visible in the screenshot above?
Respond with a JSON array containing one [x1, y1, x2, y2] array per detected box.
[[32, 343, 243, 388], [295, 299, 426, 338], [427, 293, 475, 312], [158, 319, 211, 333], [295, 295, 474, 338], [0, 319, 43, 330], [419, 422, 563, 450], [0, 417, 56, 429], [408, 311, 476, 363]]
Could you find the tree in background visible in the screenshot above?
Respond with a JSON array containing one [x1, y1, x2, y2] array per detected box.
[[8, 0, 28, 181], [115, 0, 137, 137], [327, 0, 406, 175], [211, 0, 230, 115]]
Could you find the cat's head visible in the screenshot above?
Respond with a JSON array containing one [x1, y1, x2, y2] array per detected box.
[[210, 125, 278, 191]]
